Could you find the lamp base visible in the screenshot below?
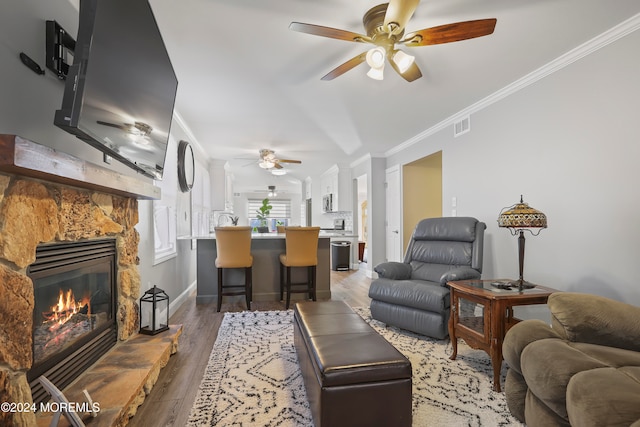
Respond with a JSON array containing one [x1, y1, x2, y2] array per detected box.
[[511, 279, 536, 290]]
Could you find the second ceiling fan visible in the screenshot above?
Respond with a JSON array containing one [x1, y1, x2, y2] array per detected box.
[[289, 0, 496, 82], [258, 149, 301, 170]]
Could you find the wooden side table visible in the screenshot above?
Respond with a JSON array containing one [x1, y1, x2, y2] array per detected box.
[[447, 279, 557, 392]]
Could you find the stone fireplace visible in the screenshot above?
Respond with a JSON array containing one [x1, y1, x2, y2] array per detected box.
[[0, 134, 158, 427]]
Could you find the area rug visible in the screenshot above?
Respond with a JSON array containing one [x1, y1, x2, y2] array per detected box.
[[186, 308, 523, 426]]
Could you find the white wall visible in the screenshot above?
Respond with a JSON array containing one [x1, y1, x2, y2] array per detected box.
[[387, 28, 640, 307], [136, 120, 202, 306]]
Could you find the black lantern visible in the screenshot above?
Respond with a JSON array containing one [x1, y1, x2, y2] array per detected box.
[[139, 285, 169, 335]]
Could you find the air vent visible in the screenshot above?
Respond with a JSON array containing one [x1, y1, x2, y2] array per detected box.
[[454, 116, 471, 137]]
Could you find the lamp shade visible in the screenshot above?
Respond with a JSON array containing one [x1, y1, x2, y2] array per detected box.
[[498, 196, 547, 289], [498, 196, 547, 233]]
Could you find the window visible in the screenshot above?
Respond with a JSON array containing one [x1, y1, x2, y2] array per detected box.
[[153, 138, 178, 264], [248, 199, 291, 230]]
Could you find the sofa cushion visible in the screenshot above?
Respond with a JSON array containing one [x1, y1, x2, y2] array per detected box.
[[521, 338, 640, 421], [412, 216, 479, 242], [409, 241, 473, 268], [567, 366, 640, 427], [548, 292, 640, 352], [374, 262, 412, 280], [368, 279, 450, 313], [409, 261, 479, 283]]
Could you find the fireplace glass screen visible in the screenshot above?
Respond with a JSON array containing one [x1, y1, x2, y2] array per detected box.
[[32, 259, 112, 365], [27, 239, 117, 404]]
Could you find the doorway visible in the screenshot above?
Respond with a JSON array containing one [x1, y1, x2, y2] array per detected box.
[[356, 174, 368, 266], [385, 166, 402, 262], [402, 151, 443, 250]]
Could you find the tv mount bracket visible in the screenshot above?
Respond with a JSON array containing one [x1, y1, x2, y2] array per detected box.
[[46, 20, 76, 80]]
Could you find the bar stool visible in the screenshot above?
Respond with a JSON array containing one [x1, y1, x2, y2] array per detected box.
[[279, 226, 320, 309], [214, 226, 253, 312]]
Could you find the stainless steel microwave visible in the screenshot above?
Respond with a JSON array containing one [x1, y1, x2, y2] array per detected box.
[[322, 194, 333, 212]]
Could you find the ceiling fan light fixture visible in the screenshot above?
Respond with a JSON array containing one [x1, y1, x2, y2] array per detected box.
[[392, 49, 415, 74], [366, 66, 384, 80], [366, 46, 386, 80], [366, 46, 386, 69], [259, 159, 275, 169], [271, 168, 286, 176]]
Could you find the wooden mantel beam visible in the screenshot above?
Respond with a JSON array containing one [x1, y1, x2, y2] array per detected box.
[[0, 134, 160, 200]]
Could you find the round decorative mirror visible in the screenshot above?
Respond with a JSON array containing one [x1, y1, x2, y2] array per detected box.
[[177, 140, 195, 192]]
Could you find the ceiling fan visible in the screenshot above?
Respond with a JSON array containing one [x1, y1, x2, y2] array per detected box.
[[258, 149, 302, 170], [289, 0, 496, 82], [96, 120, 155, 149], [97, 120, 153, 137]]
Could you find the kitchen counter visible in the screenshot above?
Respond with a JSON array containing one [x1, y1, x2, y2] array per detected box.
[[319, 230, 358, 238], [181, 231, 357, 239], [183, 234, 331, 304]]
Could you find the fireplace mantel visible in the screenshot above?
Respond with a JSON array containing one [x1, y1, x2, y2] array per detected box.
[[0, 134, 160, 200]]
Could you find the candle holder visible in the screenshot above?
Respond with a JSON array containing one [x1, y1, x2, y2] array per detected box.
[[139, 285, 169, 335]]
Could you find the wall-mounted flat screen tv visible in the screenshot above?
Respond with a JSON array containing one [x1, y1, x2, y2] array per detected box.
[[54, 0, 178, 179]]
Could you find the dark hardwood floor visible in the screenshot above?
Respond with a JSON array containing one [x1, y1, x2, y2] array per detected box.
[[128, 266, 372, 427]]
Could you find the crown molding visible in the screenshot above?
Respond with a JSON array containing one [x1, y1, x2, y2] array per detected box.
[[172, 109, 209, 162], [385, 13, 640, 158]]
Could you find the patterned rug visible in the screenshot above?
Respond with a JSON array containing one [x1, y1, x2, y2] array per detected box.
[[186, 308, 523, 426]]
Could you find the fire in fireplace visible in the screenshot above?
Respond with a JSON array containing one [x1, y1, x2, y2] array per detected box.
[[27, 239, 118, 405]]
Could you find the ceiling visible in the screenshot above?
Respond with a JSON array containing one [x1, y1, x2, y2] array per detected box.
[[148, 0, 640, 192]]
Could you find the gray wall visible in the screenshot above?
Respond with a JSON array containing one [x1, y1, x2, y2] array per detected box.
[[1, 0, 198, 311], [1, 0, 140, 178], [387, 27, 640, 307]]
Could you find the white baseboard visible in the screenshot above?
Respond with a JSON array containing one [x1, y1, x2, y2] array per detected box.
[[169, 279, 197, 316], [365, 267, 375, 279]]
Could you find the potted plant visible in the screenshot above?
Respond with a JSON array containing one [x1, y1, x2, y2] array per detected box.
[[255, 198, 272, 233]]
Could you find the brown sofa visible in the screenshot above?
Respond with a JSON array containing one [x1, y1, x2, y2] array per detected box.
[[502, 292, 640, 426]]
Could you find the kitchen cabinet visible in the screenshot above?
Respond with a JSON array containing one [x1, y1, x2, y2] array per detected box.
[[209, 160, 235, 212], [209, 160, 225, 211], [304, 177, 312, 200], [320, 165, 351, 212], [224, 170, 234, 212]]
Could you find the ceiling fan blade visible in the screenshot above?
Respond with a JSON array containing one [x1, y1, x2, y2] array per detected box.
[[384, 0, 420, 35], [321, 51, 368, 81], [289, 22, 371, 43], [388, 56, 423, 82], [277, 159, 302, 164], [273, 163, 283, 169], [400, 18, 497, 46]]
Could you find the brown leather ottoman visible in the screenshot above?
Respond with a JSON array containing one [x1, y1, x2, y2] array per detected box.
[[293, 300, 412, 427]]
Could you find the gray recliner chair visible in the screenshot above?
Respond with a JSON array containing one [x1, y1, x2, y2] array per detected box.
[[368, 217, 486, 339]]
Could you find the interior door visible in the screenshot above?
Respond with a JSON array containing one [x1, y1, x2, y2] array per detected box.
[[385, 166, 402, 262]]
